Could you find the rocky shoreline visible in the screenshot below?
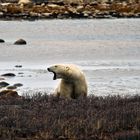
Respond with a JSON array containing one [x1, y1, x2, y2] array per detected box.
[[0, 2, 140, 20]]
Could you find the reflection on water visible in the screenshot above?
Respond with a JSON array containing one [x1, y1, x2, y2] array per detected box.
[[0, 19, 140, 96]]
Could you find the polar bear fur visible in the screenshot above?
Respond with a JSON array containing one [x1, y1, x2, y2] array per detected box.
[[47, 64, 87, 99]]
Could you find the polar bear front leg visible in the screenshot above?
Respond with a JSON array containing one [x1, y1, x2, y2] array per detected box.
[[55, 80, 73, 99], [73, 80, 87, 98]]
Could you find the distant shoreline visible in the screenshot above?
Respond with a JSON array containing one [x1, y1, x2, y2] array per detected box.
[[0, 2, 140, 20]]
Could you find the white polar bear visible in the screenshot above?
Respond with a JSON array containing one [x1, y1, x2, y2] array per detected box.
[[47, 64, 88, 99]]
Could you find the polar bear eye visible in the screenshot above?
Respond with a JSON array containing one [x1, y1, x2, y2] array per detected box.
[[55, 65, 58, 68]]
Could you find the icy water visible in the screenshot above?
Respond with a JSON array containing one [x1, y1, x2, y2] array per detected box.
[[0, 19, 140, 96]]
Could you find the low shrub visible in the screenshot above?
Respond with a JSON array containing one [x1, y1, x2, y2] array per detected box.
[[0, 93, 140, 139]]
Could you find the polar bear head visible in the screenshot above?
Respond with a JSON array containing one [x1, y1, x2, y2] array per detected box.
[[47, 64, 71, 80], [47, 64, 82, 81]]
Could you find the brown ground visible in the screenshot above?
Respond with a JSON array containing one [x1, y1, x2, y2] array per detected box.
[[0, 93, 140, 139]]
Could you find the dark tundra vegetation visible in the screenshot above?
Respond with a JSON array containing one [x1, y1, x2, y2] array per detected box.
[[0, 93, 140, 140]]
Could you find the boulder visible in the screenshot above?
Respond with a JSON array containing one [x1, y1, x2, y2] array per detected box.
[[76, 5, 84, 13], [1, 73, 16, 77], [47, 4, 61, 9], [13, 83, 23, 87], [18, 72, 24, 75], [0, 90, 19, 98], [0, 39, 5, 43], [64, 0, 83, 4], [15, 65, 22, 68], [47, 4, 65, 11], [6, 3, 22, 14], [14, 39, 27, 45], [0, 12, 4, 16], [18, 0, 32, 5], [7, 86, 17, 90], [0, 78, 5, 81], [42, 12, 52, 18], [0, 81, 9, 88]]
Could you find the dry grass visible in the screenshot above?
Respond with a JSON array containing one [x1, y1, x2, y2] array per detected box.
[[0, 93, 140, 139]]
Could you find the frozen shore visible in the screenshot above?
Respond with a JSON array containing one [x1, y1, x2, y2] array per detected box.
[[0, 19, 140, 96]]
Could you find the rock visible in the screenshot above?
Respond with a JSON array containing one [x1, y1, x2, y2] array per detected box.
[[29, 12, 42, 18], [7, 86, 17, 90], [13, 83, 23, 87], [1, 3, 11, 6], [82, 11, 91, 17], [42, 12, 52, 17], [0, 89, 17, 95], [18, 72, 24, 75], [0, 90, 19, 98], [68, 7, 77, 14], [47, 4, 62, 9], [76, 5, 84, 13], [0, 12, 4, 16], [0, 81, 9, 88], [57, 13, 66, 19], [0, 78, 5, 81], [18, 0, 32, 5], [64, 0, 83, 4], [90, 1, 98, 6], [1, 73, 16, 77], [6, 4, 22, 14], [14, 39, 27, 45], [15, 65, 22, 68], [0, 39, 5, 43]]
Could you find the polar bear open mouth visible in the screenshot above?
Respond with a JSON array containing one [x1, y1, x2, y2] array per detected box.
[[52, 72, 56, 80], [47, 68, 57, 80]]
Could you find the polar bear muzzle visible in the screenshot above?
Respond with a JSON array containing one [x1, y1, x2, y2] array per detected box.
[[47, 68, 57, 80]]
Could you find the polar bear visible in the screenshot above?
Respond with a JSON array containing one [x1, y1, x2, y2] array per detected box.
[[47, 64, 87, 99]]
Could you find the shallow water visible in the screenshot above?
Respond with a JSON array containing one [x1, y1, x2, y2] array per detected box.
[[0, 19, 140, 96]]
